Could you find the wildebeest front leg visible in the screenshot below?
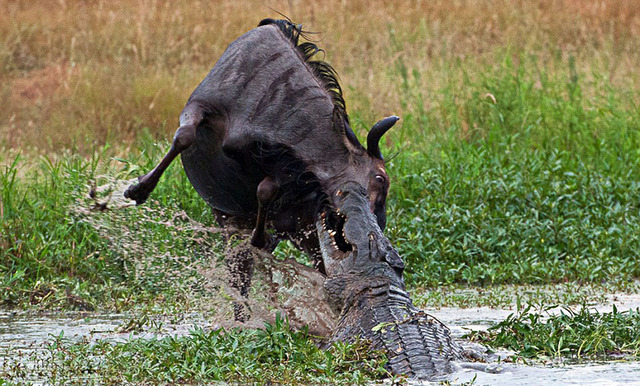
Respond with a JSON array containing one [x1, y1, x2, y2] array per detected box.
[[226, 247, 255, 322], [225, 176, 278, 322], [250, 176, 279, 249], [222, 177, 279, 322], [124, 106, 203, 204]]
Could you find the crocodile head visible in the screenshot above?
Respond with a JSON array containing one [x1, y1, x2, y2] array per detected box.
[[316, 181, 407, 311]]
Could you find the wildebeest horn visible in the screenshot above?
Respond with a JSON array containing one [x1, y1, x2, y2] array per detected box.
[[367, 116, 399, 160]]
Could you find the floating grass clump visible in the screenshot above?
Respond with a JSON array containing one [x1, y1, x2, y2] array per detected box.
[[467, 303, 640, 360]]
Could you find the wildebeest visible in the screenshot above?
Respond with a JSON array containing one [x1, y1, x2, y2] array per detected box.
[[124, 18, 397, 303], [125, 18, 461, 379]]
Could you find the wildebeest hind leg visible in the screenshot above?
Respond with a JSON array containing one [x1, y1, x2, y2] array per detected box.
[[221, 176, 280, 322], [124, 107, 203, 205]]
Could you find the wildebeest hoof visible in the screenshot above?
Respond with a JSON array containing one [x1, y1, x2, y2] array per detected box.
[[233, 301, 251, 322], [123, 180, 150, 205]]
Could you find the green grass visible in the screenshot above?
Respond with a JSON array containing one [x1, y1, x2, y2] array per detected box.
[[4, 316, 389, 384], [385, 54, 640, 287], [0, 137, 220, 311], [2, 53, 640, 309], [412, 282, 620, 310], [467, 303, 640, 360]]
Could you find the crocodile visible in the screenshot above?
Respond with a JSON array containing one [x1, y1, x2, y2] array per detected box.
[[318, 182, 462, 378]]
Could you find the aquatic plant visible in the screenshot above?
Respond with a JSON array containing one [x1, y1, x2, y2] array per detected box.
[[37, 315, 389, 384], [467, 303, 640, 359]]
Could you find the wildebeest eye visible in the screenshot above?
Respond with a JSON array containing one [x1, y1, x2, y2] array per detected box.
[[375, 175, 386, 184]]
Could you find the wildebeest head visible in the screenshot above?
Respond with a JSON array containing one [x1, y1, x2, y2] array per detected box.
[[335, 115, 399, 231], [304, 113, 399, 267]]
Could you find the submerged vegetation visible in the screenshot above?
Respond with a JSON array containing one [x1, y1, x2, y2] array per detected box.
[[2, 0, 640, 383]]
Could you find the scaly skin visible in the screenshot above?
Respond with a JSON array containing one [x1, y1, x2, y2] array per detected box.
[[318, 182, 462, 379], [325, 274, 462, 378]]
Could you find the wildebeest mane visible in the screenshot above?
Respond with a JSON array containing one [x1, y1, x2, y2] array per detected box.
[[258, 18, 350, 133]]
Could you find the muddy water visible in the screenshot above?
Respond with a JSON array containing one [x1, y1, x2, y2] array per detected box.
[[0, 311, 216, 350], [2, 298, 640, 384], [446, 361, 640, 385]]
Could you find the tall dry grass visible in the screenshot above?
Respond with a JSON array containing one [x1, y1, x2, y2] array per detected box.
[[1, 0, 639, 150]]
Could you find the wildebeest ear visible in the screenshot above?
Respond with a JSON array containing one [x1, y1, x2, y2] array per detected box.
[[367, 116, 399, 160], [344, 120, 363, 149], [333, 107, 364, 151]]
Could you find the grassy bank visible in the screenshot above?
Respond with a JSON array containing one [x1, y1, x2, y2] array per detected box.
[[3, 50, 640, 305], [2, 0, 639, 298], [3, 93, 640, 308], [0, 139, 220, 310]]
